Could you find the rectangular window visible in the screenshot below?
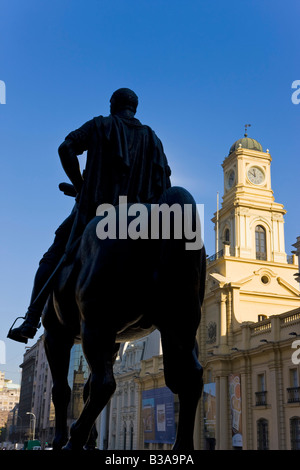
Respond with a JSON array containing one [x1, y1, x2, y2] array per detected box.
[[290, 418, 300, 450], [256, 373, 267, 406], [257, 419, 269, 450], [290, 368, 299, 387], [258, 373, 265, 391], [287, 369, 300, 403], [258, 314, 267, 322]]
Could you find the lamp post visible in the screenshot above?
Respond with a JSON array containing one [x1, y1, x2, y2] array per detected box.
[[26, 412, 36, 441], [17, 415, 22, 443]]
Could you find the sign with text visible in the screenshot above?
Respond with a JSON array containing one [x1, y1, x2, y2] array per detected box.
[[142, 387, 176, 444], [203, 382, 216, 448]]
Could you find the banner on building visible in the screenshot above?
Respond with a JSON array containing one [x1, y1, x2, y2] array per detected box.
[[229, 374, 242, 447], [203, 383, 216, 449], [142, 387, 175, 444]]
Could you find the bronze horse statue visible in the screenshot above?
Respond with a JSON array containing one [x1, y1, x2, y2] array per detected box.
[[42, 186, 206, 451]]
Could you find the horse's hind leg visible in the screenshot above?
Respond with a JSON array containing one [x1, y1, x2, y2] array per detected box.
[[43, 314, 74, 450], [82, 342, 120, 450], [63, 321, 117, 450], [160, 330, 203, 451]]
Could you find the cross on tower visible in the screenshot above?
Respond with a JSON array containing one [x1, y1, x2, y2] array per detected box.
[[244, 124, 251, 137]]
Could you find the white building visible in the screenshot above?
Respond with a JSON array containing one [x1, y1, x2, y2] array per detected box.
[[0, 371, 20, 431], [18, 336, 54, 445], [97, 330, 162, 450]]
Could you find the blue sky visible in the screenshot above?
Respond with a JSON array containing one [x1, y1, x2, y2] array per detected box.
[[0, 0, 299, 383]]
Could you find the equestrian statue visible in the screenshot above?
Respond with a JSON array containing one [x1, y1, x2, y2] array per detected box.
[[8, 89, 206, 451]]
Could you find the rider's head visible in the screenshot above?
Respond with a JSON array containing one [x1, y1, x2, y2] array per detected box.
[[110, 88, 138, 116]]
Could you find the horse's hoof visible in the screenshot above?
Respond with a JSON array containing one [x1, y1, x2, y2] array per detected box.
[[62, 439, 84, 451], [172, 441, 194, 452], [52, 434, 68, 451], [83, 445, 99, 451], [61, 442, 72, 450]]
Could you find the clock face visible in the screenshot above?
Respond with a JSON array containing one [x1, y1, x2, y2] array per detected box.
[[226, 169, 235, 189], [247, 166, 265, 185]]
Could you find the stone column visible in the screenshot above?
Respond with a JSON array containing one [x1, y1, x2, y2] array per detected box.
[[219, 293, 228, 354]]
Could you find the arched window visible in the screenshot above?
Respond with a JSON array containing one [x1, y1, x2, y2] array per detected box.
[[224, 228, 230, 244], [255, 225, 267, 260], [290, 417, 300, 450], [257, 418, 269, 450], [130, 423, 134, 450]]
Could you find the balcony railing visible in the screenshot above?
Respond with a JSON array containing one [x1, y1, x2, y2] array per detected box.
[[207, 249, 224, 264], [287, 387, 300, 403], [256, 252, 267, 261], [255, 391, 268, 406]]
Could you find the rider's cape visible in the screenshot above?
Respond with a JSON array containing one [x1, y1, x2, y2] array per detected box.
[[64, 114, 172, 223]]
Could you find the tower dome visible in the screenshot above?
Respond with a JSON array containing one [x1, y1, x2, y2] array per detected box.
[[229, 136, 263, 155], [229, 125, 263, 155]]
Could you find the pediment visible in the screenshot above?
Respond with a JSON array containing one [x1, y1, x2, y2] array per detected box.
[[237, 267, 277, 286], [207, 267, 300, 299], [277, 277, 300, 296], [229, 268, 300, 297]]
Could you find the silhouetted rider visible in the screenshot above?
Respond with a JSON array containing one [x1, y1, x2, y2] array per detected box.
[[8, 88, 171, 343]]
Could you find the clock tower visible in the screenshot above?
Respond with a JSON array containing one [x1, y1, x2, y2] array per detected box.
[[201, 129, 299, 350], [195, 131, 300, 451], [213, 128, 287, 263]]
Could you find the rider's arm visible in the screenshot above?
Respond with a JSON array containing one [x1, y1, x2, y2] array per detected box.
[[58, 119, 94, 194], [58, 140, 84, 194]]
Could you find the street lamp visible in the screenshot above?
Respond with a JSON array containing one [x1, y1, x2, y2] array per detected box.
[[26, 412, 36, 441], [17, 415, 23, 443]]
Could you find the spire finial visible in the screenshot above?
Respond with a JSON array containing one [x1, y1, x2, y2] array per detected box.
[[244, 123, 251, 137]]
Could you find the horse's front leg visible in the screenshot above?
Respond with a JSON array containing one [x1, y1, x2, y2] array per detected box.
[[44, 323, 74, 450], [62, 321, 117, 450], [161, 331, 203, 452], [82, 375, 98, 450]]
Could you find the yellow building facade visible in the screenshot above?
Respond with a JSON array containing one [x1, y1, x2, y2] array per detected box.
[[99, 131, 300, 451], [196, 133, 300, 450]]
